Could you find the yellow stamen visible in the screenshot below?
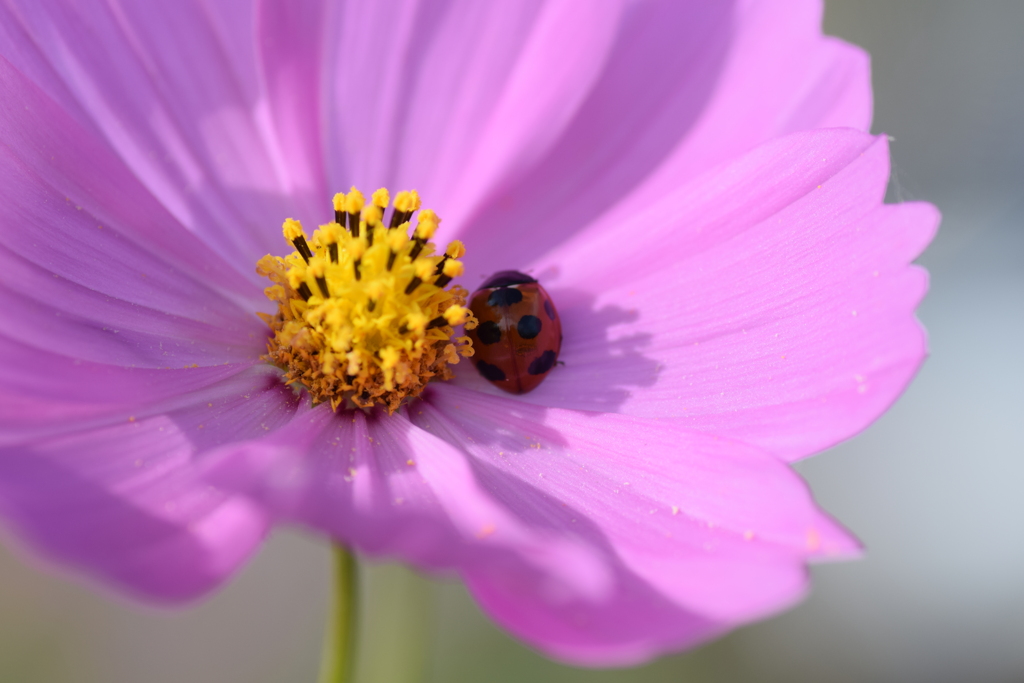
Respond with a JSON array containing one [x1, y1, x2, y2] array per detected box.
[[344, 188, 365, 214], [371, 188, 390, 210], [283, 218, 305, 241], [414, 259, 434, 280], [388, 228, 409, 251], [443, 305, 470, 326], [258, 188, 477, 413], [362, 204, 383, 226], [415, 221, 437, 241], [347, 237, 367, 260], [318, 222, 344, 245], [442, 258, 464, 278], [393, 190, 421, 214], [445, 240, 466, 259]]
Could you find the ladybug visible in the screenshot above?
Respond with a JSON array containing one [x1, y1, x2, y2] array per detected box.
[[466, 270, 562, 394]]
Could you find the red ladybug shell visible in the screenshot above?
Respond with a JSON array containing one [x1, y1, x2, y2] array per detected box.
[[466, 270, 562, 394]]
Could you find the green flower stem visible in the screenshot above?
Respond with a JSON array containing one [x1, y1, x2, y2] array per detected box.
[[318, 544, 359, 683]]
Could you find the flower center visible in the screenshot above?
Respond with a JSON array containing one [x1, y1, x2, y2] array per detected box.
[[256, 187, 477, 413]]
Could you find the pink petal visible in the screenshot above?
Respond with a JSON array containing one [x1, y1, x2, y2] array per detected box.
[[207, 383, 854, 665], [0, 372, 302, 601], [255, 0, 331, 221], [623, 0, 872, 203], [414, 384, 856, 665], [203, 403, 614, 600], [0, 338, 275, 446], [450, 0, 872, 279], [321, 0, 620, 219], [0, 1, 324, 272], [455, 129, 936, 462], [0, 55, 268, 366]]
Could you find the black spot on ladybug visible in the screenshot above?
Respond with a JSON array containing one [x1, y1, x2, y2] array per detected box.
[[517, 315, 542, 339], [544, 298, 555, 320], [527, 350, 557, 376], [477, 320, 501, 345], [487, 287, 523, 307], [476, 360, 506, 382]]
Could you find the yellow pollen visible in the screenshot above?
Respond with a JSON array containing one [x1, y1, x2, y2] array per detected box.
[[388, 228, 409, 251], [347, 237, 367, 260], [442, 258, 464, 278], [415, 219, 437, 241], [362, 204, 383, 225], [344, 188, 365, 214], [319, 221, 343, 245], [283, 218, 305, 241], [258, 188, 477, 413], [414, 259, 434, 280], [393, 190, 421, 213], [443, 304, 469, 326], [445, 240, 466, 259]]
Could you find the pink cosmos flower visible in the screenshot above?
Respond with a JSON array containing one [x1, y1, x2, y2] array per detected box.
[[0, 0, 935, 667]]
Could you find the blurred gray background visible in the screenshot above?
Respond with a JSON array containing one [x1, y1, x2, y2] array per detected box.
[[2, 2, 1022, 681]]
